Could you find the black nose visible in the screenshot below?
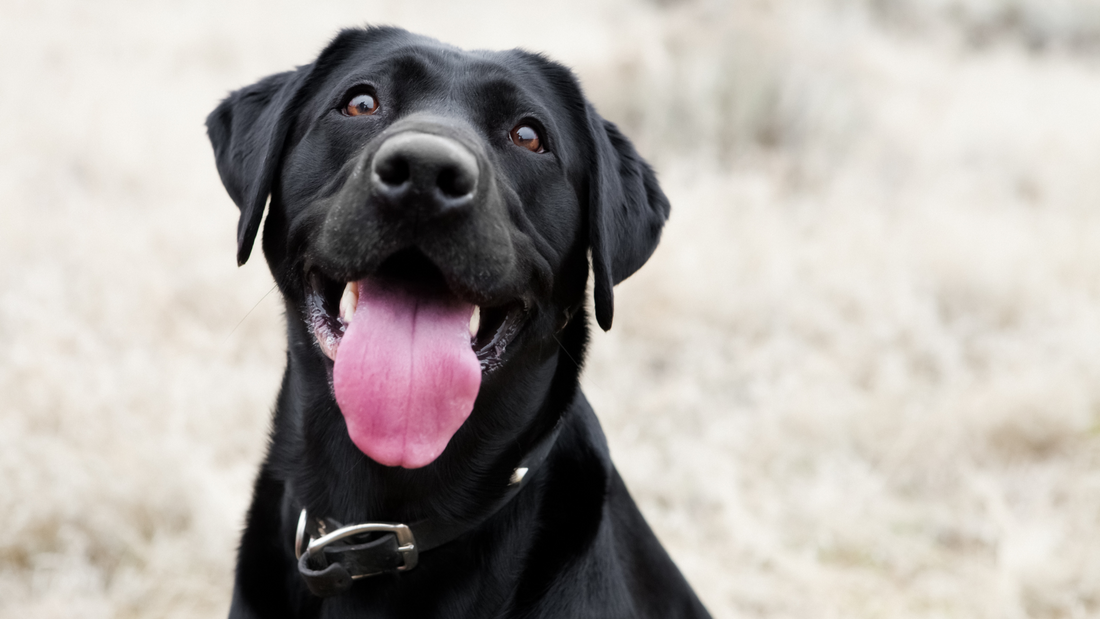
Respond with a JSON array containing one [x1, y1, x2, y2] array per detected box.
[[371, 132, 479, 216]]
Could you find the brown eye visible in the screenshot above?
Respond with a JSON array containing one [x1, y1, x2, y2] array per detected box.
[[510, 124, 544, 153], [345, 93, 379, 116]]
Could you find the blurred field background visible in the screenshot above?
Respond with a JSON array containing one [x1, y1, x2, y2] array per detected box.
[[3, 0, 1100, 617]]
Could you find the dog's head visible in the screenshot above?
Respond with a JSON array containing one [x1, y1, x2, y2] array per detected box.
[[207, 27, 667, 470]]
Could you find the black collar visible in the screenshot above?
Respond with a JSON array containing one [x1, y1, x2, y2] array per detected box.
[[294, 420, 563, 597]]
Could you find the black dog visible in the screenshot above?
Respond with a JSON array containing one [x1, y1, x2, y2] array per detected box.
[[207, 27, 710, 618]]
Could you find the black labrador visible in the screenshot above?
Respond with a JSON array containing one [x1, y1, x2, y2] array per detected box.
[[207, 26, 710, 619]]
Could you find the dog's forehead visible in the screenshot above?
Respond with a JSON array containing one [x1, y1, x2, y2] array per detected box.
[[316, 35, 567, 117], [287, 31, 589, 176]]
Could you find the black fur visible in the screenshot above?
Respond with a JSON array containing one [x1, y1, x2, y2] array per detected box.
[[207, 27, 707, 618]]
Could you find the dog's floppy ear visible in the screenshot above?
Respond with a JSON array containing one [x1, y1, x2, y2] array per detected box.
[[206, 68, 311, 266], [586, 105, 670, 331]]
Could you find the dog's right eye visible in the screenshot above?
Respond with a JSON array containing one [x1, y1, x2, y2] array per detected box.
[[344, 93, 379, 117]]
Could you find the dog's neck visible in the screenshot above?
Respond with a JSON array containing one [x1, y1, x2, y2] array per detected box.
[[268, 303, 588, 529]]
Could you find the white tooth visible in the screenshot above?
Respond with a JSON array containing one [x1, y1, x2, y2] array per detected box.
[[340, 282, 359, 324], [469, 306, 480, 338]]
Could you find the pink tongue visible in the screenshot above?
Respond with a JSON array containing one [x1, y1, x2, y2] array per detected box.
[[333, 279, 481, 469]]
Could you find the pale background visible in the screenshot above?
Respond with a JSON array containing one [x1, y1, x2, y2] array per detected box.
[[3, 0, 1100, 617]]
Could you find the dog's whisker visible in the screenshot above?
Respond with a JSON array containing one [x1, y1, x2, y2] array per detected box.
[[222, 284, 277, 345], [551, 332, 582, 372]]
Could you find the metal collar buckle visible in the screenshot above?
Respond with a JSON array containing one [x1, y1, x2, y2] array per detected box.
[[295, 509, 418, 574]]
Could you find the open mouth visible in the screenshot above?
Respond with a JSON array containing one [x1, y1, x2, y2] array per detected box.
[[306, 249, 528, 373], [303, 249, 528, 468]]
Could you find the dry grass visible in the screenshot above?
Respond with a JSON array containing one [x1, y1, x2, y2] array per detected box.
[[3, 0, 1100, 617]]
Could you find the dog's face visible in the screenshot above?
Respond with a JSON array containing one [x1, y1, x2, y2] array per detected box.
[[207, 27, 668, 471]]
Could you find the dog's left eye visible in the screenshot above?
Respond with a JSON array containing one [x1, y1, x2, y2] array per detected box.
[[344, 93, 380, 117], [510, 124, 545, 153]]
